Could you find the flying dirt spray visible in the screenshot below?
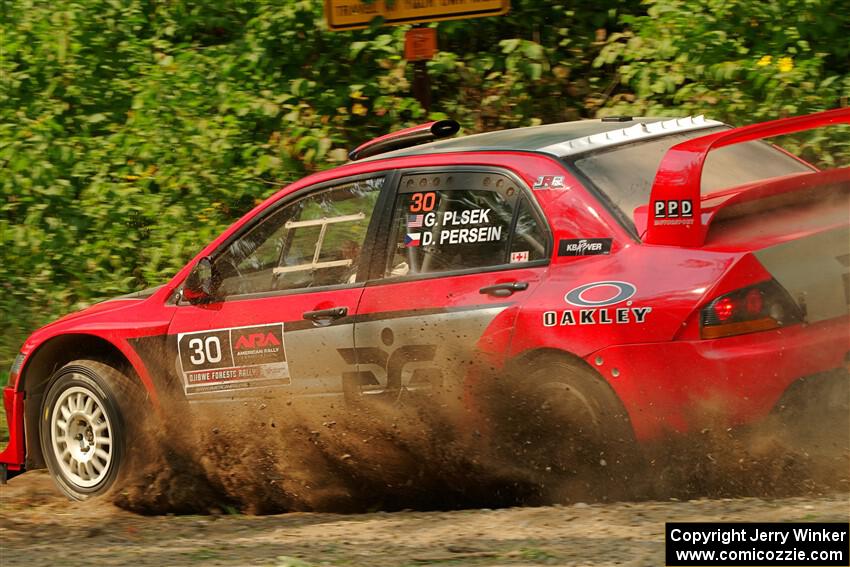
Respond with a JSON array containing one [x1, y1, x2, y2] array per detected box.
[[114, 363, 849, 515]]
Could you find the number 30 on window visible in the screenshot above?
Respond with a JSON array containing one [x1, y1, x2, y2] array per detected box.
[[409, 192, 436, 213]]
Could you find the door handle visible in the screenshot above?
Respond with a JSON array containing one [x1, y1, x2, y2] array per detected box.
[[479, 281, 529, 297], [303, 306, 349, 325]]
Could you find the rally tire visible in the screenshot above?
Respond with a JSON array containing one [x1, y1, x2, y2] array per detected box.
[[524, 356, 633, 447], [39, 359, 139, 500], [504, 354, 638, 499]]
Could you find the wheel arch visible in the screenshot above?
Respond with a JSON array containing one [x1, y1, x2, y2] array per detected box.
[[506, 347, 635, 433], [508, 346, 595, 374], [19, 334, 143, 470]]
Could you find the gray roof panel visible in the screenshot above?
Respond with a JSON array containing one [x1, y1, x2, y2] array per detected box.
[[358, 116, 723, 161]]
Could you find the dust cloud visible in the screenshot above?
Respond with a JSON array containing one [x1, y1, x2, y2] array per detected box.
[[113, 368, 849, 515]]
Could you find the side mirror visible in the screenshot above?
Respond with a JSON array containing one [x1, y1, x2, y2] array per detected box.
[[182, 257, 220, 304]]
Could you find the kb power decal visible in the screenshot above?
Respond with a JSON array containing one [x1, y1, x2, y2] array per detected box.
[[543, 281, 652, 326], [558, 238, 612, 256], [177, 323, 290, 394]]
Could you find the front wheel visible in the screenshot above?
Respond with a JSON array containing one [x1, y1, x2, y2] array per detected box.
[[39, 359, 137, 500]]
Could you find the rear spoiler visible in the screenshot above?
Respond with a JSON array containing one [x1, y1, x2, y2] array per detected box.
[[644, 107, 850, 247]]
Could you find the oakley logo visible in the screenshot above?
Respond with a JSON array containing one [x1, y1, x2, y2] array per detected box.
[[565, 281, 637, 307]]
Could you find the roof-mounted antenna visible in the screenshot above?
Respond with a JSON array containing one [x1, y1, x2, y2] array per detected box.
[[348, 119, 460, 161]]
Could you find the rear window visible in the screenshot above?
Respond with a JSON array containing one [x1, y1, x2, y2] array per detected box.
[[569, 127, 813, 226]]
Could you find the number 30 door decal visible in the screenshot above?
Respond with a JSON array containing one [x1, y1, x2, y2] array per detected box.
[[176, 324, 289, 395], [187, 336, 223, 365]]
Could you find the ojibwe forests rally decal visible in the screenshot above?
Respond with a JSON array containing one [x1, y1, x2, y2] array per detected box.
[[543, 281, 652, 326], [177, 323, 290, 394], [404, 192, 503, 248]]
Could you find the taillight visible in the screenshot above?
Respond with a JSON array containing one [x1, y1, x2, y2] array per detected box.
[[713, 297, 735, 321], [701, 280, 804, 339]]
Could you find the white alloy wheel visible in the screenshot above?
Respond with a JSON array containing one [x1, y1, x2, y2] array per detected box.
[[40, 359, 136, 500], [49, 382, 114, 488]]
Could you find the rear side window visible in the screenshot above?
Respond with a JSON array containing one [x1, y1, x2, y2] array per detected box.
[[385, 171, 548, 277], [511, 197, 548, 261], [570, 127, 813, 223]]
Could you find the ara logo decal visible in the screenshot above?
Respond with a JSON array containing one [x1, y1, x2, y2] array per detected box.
[[234, 332, 281, 350], [532, 175, 566, 190], [545, 281, 651, 326], [337, 327, 441, 401], [231, 325, 285, 362]]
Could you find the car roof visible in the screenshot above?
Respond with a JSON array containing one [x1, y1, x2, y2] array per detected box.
[[360, 116, 724, 161]]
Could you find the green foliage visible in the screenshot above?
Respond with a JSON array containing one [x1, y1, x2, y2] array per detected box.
[[0, 0, 847, 369], [596, 0, 850, 164]]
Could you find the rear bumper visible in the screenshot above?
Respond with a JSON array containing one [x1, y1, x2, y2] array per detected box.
[[591, 316, 850, 440], [0, 386, 26, 474]]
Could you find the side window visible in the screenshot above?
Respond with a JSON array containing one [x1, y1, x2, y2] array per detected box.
[[510, 197, 548, 263], [214, 177, 383, 297], [385, 171, 547, 277]]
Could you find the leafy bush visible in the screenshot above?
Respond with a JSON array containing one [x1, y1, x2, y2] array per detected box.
[[595, 0, 850, 165], [1, 0, 846, 368]]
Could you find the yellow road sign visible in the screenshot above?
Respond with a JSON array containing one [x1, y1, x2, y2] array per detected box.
[[325, 0, 510, 31]]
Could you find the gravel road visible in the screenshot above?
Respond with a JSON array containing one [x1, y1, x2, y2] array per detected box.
[[1, 470, 848, 567]]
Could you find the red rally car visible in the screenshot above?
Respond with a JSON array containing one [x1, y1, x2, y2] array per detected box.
[[2, 108, 848, 499]]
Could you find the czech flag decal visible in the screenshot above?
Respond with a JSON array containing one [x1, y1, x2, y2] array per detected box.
[[404, 233, 421, 247]]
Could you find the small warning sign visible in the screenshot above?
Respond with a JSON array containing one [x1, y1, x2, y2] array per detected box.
[[405, 27, 437, 61], [325, 0, 510, 31]]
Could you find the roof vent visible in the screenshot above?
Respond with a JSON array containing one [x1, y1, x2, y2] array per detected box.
[[542, 115, 723, 157]]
